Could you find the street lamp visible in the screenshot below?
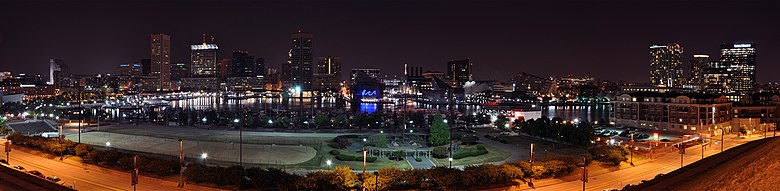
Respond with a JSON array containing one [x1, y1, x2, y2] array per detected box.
[[201, 152, 208, 164], [326, 159, 332, 170], [448, 157, 453, 168], [235, 118, 243, 167], [106, 142, 111, 147]]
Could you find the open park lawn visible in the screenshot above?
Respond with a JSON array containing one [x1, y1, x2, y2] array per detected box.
[[432, 144, 510, 166]]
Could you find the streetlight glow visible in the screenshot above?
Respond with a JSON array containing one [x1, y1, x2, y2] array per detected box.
[[106, 142, 111, 147], [201, 153, 208, 159]]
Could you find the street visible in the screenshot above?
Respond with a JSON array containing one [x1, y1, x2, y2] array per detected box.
[[522, 134, 768, 191], [0, 138, 221, 191]]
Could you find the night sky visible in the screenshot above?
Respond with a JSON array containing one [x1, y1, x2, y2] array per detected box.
[[1, 0, 779, 83]]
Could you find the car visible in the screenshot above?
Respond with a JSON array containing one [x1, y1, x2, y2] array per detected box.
[[28, 170, 44, 178], [0, 159, 7, 164], [660, 139, 671, 142], [46, 176, 62, 182], [499, 131, 511, 135], [13, 165, 25, 172], [499, 139, 510, 144], [484, 134, 493, 139]]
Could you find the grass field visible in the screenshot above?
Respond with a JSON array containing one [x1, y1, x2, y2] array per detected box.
[[69, 132, 317, 165], [431, 144, 511, 166], [319, 146, 412, 170]]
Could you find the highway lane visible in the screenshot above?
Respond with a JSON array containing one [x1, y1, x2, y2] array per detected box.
[[1, 139, 221, 191]]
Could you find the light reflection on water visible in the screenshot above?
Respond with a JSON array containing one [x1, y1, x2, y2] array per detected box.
[[106, 95, 612, 122]]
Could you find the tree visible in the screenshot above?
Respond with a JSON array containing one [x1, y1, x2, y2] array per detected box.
[[314, 114, 331, 128], [74, 144, 93, 157], [428, 113, 450, 146], [494, 115, 510, 129], [589, 146, 629, 166], [369, 134, 387, 147]]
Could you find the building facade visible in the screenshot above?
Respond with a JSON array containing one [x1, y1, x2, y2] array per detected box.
[[190, 43, 219, 77], [721, 43, 756, 95], [649, 44, 684, 88], [612, 92, 732, 134], [689, 54, 709, 89], [151, 33, 171, 90], [283, 30, 313, 90], [447, 59, 473, 87], [314, 56, 341, 92], [49, 58, 71, 88]]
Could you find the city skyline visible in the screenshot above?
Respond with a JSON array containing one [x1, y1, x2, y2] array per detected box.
[[2, 0, 780, 83]]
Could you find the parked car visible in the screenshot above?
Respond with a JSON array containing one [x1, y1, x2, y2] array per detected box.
[[46, 176, 61, 182], [499, 139, 510, 144], [499, 131, 511, 135], [13, 165, 25, 172], [0, 159, 7, 164], [28, 170, 44, 178]]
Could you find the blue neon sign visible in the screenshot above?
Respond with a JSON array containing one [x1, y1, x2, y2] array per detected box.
[[360, 90, 378, 96]]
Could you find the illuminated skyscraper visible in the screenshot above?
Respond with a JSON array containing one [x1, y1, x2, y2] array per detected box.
[[446, 59, 473, 87], [314, 56, 341, 92], [283, 30, 313, 90], [689, 54, 709, 89], [151, 33, 171, 90], [649, 44, 684, 88], [190, 36, 219, 77], [721, 43, 756, 95], [48, 58, 70, 88]]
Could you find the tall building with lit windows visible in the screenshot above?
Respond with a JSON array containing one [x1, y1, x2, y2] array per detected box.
[[649, 44, 684, 88], [447, 58, 473, 87], [314, 56, 341, 92], [282, 30, 313, 90], [151, 33, 171, 90], [190, 39, 219, 77], [721, 43, 756, 95], [689, 54, 709, 89]]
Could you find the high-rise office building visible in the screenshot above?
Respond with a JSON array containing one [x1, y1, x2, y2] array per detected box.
[[151, 33, 171, 90], [689, 54, 709, 89], [218, 58, 231, 80], [141, 59, 152, 76], [351, 69, 380, 85], [190, 37, 219, 77], [283, 30, 313, 90], [231, 51, 256, 77], [703, 61, 730, 94], [255, 58, 266, 78], [316, 56, 341, 76], [446, 59, 473, 87], [721, 43, 756, 95], [48, 58, 70, 88], [314, 56, 342, 92], [649, 44, 684, 88], [170, 62, 189, 81], [118, 62, 143, 76]]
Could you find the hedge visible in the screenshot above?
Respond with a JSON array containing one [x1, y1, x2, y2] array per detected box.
[[335, 154, 377, 163], [329, 150, 340, 155], [452, 146, 488, 159]]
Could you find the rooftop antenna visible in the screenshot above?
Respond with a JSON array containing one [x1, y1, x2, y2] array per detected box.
[[202, 34, 206, 46]]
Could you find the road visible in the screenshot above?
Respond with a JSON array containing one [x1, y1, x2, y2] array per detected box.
[[523, 134, 768, 191], [0, 138, 222, 191]]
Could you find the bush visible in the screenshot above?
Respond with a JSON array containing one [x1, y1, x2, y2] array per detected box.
[[476, 145, 486, 150], [461, 135, 477, 145], [391, 151, 405, 158], [335, 154, 357, 161], [332, 135, 352, 149], [589, 146, 629, 166], [452, 147, 488, 159], [415, 157, 422, 162], [432, 147, 449, 159], [365, 157, 378, 162], [329, 150, 340, 155]]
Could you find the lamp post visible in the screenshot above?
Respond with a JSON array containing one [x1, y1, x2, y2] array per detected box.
[[234, 118, 242, 167], [178, 139, 184, 188], [629, 133, 634, 165], [326, 159, 332, 170], [362, 147, 368, 190], [201, 152, 208, 164], [373, 171, 379, 191], [529, 143, 534, 188]]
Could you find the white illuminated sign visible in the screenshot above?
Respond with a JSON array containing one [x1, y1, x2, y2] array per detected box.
[[734, 44, 751, 48]]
